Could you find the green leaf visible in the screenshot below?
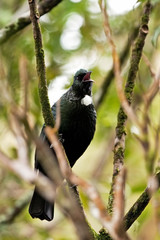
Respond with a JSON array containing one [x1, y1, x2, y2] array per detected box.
[[151, 25, 160, 48]]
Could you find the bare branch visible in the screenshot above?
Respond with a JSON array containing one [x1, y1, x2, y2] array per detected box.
[[19, 55, 29, 115], [112, 168, 127, 238], [142, 53, 156, 79], [99, 0, 141, 127], [144, 77, 159, 110], [9, 111, 28, 165], [94, 26, 139, 111], [0, 150, 56, 203], [92, 133, 114, 179], [58, 183, 95, 240], [137, 56, 160, 173]]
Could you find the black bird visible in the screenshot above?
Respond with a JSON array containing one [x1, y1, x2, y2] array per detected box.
[[29, 69, 96, 221]]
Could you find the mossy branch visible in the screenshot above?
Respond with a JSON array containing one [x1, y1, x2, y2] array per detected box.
[[28, 0, 54, 127], [0, 0, 62, 45], [124, 172, 160, 230], [100, 172, 160, 239], [116, 1, 151, 140], [108, 1, 152, 213]]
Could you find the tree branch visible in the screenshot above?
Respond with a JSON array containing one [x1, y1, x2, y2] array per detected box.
[[112, 168, 127, 238], [124, 172, 160, 231], [0, 0, 62, 45], [107, 1, 151, 213], [0, 149, 56, 203], [60, 184, 96, 240], [28, 0, 54, 127]]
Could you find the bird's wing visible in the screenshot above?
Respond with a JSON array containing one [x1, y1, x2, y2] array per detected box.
[[30, 103, 61, 221], [34, 125, 54, 172], [35, 102, 64, 172]]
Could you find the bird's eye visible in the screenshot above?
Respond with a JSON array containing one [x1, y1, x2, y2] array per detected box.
[[76, 74, 86, 81]]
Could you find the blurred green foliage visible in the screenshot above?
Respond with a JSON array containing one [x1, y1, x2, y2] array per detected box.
[[0, 0, 160, 239]]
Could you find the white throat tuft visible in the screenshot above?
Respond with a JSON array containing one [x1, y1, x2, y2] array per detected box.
[[81, 95, 92, 106]]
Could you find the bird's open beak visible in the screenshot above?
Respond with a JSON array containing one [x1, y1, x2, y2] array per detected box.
[[82, 71, 94, 83]]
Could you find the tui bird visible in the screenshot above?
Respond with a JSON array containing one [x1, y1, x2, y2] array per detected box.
[[29, 69, 96, 221]]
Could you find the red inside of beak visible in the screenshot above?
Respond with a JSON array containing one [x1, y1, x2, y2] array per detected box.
[[82, 72, 94, 82]]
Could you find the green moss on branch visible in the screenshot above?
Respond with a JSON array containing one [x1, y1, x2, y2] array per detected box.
[[117, 1, 151, 140], [98, 229, 112, 240], [28, 0, 54, 127], [124, 171, 160, 230]]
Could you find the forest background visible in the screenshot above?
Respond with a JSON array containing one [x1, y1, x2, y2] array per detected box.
[[0, 0, 160, 239]]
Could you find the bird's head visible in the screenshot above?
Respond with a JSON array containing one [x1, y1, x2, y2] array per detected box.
[[72, 69, 94, 97]]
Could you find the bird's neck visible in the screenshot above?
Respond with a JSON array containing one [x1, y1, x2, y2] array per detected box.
[[68, 88, 93, 107], [70, 86, 92, 100]]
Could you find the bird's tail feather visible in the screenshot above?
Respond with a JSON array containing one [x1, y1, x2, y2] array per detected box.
[[29, 188, 54, 221]]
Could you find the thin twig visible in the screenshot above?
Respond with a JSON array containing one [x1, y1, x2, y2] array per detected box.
[[99, 0, 141, 127], [9, 110, 28, 165], [92, 133, 114, 179], [137, 56, 160, 173], [142, 53, 159, 111], [94, 26, 139, 111], [19, 55, 29, 115], [142, 53, 156, 79], [144, 77, 159, 110]]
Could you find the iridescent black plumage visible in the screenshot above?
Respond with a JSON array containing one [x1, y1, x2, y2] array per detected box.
[[29, 69, 96, 221]]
